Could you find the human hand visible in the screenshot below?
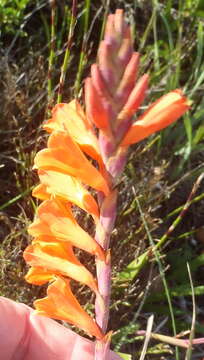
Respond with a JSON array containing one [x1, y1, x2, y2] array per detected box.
[[0, 297, 121, 360]]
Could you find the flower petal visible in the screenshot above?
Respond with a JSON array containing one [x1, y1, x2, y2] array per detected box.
[[115, 52, 140, 105], [28, 200, 105, 260], [24, 242, 98, 292], [85, 77, 110, 130], [117, 74, 149, 123], [34, 132, 109, 196], [34, 277, 103, 339], [25, 266, 54, 285], [32, 184, 50, 201], [44, 100, 101, 161], [122, 89, 190, 145], [34, 170, 99, 218]]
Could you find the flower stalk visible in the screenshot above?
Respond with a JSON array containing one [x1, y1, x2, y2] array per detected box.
[[24, 8, 190, 360], [86, 9, 190, 359]]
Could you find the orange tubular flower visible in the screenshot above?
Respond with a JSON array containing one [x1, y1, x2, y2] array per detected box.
[[34, 132, 109, 195], [34, 277, 103, 340], [28, 199, 105, 260], [122, 90, 190, 146], [33, 170, 99, 218], [44, 100, 101, 162], [23, 242, 98, 293]]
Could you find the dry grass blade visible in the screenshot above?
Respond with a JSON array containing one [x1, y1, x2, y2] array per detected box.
[[185, 263, 196, 360], [139, 314, 154, 360]]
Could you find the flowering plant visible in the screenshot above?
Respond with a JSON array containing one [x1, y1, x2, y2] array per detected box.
[[23, 9, 190, 360]]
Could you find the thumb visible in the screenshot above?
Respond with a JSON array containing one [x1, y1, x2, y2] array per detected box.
[[0, 297, 121, 360]]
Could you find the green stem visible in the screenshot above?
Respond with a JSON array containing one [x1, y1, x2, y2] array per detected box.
[[57, 0, 77, 103], [74, 0, 90, 96], [47, 0, 56, 109]]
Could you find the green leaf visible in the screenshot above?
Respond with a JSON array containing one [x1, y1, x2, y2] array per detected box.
[[196, 10, 204, 17], [197, 0, 204, 11], [116, 352, 132, 360], [193, 125, 204, 145], [117, 252, 148, 281], [148, 285, 204, 302]]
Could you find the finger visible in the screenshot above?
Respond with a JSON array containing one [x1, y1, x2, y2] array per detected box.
[[0, 296, 32, 360], [0, 296, 93, 360]]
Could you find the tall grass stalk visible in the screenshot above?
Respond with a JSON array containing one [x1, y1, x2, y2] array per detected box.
[[74, 0, 90, 96], [57, 0, 77, 103], [185, 263, 196, 360], [47, 0, 56, 109], [118, 173, 204, 282]]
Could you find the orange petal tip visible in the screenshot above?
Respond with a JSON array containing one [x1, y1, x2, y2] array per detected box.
[[122, 89, 190, 146]]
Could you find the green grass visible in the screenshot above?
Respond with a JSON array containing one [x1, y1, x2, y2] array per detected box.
[[1, 1, 204, 359]]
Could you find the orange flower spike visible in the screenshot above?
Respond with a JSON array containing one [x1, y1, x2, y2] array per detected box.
[[34, 132, 110, 196], [122, 89, 191, 146], [34, 277, 104, 340], [44, 100, 101, 161], [24, 242, 98, 293], [28, 199, 105, 260], [23, 9, 191, 359], [34, 170, 99, 218]]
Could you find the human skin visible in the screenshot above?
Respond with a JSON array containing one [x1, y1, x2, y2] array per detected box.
[[0, 297, 121, 360]]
